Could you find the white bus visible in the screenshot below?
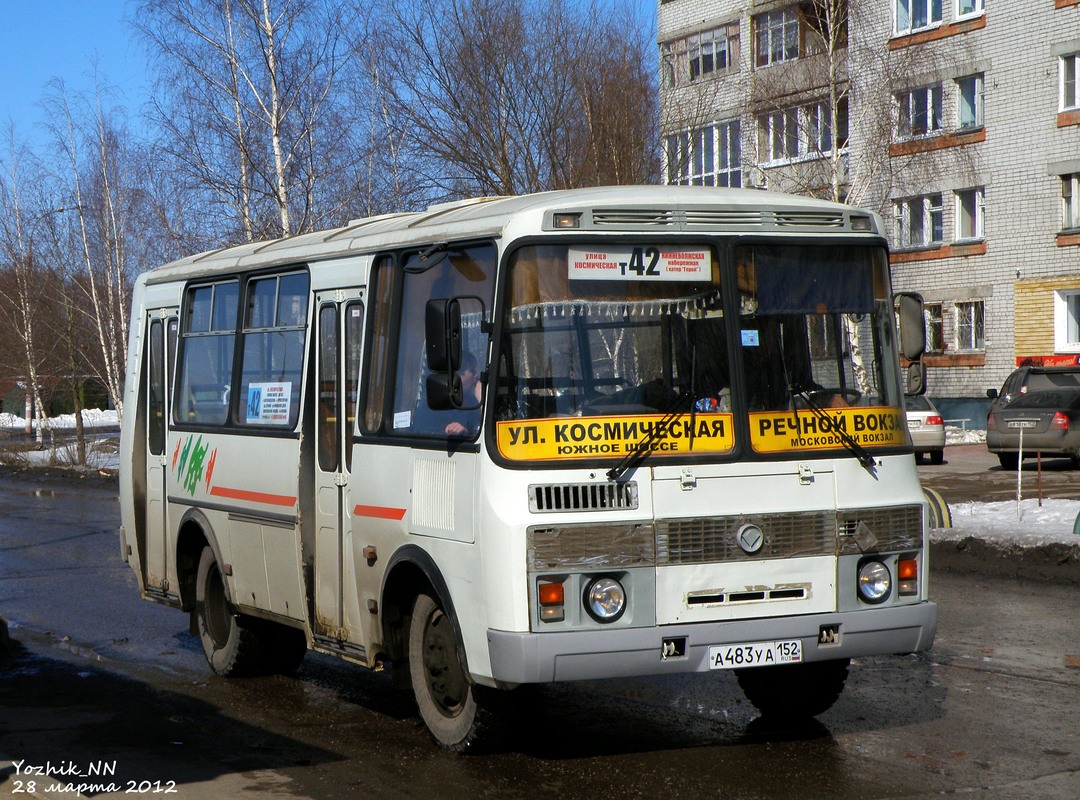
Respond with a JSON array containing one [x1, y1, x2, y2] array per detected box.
[[119, 186, 937, 751]]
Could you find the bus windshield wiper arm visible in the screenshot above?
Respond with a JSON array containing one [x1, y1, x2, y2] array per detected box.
[[793, 388, 878, 476], [606, 389, 691, 482]]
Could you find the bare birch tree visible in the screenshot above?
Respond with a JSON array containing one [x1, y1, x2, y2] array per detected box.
[[136, 0, 365, 241], [0, 137, 55, 445]]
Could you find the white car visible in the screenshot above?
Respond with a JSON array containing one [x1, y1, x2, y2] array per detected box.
[[905, 395, 945, 465]]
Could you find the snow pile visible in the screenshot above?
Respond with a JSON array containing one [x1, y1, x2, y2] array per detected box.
[[946, 426, 986, 445], [937, 498, 1080, 546], [0, 410, 119, 430]]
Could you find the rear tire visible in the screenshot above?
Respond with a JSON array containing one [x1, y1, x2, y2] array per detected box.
[[194, 547, 266, 677], [408, 593, 503, 752], [998, 453, 1019, 470], [736, 658, 850, 719], [930, 449, 944, 465]]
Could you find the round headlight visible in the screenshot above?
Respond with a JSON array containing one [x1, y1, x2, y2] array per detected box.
[[857, 560, 892, 604], [584, 577, 626, 622]]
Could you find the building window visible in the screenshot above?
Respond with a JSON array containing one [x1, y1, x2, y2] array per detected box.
[[1063, 53, 1080, 111], [895, 0, 942, 35], [925, 303, 945, 352], [665, 121, 742, 187], [754, 8, 800, 67], [956, 0, 984, 19], [761, 108, 800, 161], [1063, 174, 1080, 231], [957, 74, 984, 129], [757, 100, 848, 164], [896, 84, 943, 138], [894, 194, 944, 248], [1055, 290, 1080, 351], [955, 187, 984, 241], [688, 23, 740, 83], [955, 300, 985, 350]]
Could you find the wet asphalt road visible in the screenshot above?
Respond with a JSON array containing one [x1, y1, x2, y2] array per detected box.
[[1, 464, 1079, 799]]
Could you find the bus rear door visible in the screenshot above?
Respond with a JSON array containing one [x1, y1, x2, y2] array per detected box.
[[145, 310, 178, 596]]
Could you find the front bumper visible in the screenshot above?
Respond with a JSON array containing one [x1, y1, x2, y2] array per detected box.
[[487, 601, 937, 683]]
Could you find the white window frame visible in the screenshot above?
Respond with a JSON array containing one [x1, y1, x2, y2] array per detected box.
[[894, 193, 944, 248], [896, 84, 943, 139], [760, 108, 801, 162], [688, 23, 740, 83], [954, 300, 985, 351], [956, 0, 984, 21], [1062, 52, 1080, 112], [957, 74, 984, 129], [925, 302, 945, 353], [665, 121, 742, 187], [1055, 289, 1080, 353], [1063, 174, 1080, 231], [895, 0, 942, 35], [955, 187, 984, 241], [754, 8, 800, 67]]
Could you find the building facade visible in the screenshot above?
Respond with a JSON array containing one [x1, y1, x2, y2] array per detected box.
[[658, 0, 1080, 424]]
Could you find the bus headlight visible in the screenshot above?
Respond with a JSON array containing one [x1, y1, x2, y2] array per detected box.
[[857, 560, 891, 604], [584, 576, 626, 622]]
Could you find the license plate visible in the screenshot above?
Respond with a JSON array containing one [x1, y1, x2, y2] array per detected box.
[[708, 639, 802, 670], [1007, 420, 1037, 429], [907, 419, 922, 428]]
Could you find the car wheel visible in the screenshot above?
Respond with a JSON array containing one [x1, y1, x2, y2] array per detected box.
[[997, 453, 1019, 470], [930, 449, 944, 465]]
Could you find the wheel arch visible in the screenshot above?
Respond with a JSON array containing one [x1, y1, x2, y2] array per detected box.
[[380, 544, 468, 677], [175, 507, 226, 612]]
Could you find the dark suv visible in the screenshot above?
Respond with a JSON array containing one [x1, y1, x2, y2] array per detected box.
[[986, 365, 1080, 469]]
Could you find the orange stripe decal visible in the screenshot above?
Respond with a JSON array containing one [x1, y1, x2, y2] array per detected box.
[[209, 485, 297, 507], [354, 504, 407, 520]]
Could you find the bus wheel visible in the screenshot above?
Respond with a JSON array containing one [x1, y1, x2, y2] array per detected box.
[[194, 547, 264, 677], [408, 593, 501, 752], [735, 658, 850, 719]]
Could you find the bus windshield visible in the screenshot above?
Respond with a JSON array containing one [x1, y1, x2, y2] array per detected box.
[[493, 241, 905, 463]]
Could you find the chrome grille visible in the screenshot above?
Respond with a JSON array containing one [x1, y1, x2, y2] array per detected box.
[[656, 511, 836, 564], [529, 481, 638, 512], [838, 505, 923, 554], [528, 523, 656, 569]]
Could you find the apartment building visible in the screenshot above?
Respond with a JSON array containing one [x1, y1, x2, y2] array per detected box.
[[658, 0, 1080, 423]]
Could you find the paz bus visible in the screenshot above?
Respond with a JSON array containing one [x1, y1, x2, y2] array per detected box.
[[118, 185, 937, 751]]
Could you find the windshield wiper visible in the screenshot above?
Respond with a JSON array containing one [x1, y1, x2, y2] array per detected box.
[[792, 387, 878, 476], [606, 389, 691, 482]]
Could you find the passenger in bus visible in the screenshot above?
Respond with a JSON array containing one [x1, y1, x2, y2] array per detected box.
[[445, 352, 483, 436]]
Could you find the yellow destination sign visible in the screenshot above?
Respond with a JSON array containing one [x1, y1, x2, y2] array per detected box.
[[749, 407, 906, 453], [496, 414, 735, 462]]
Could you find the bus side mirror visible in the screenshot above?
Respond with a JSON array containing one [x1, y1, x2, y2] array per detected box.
[[905, 361, 926, 396], [986, 388, 998, 400], [426, 298, 462, 373], [895, 292, 926, 361]]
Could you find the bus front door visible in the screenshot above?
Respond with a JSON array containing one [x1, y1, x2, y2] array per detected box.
[[144, 312, 178, 596], [313, 291, 365, 646]]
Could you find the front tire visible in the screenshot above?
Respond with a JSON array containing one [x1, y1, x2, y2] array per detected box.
[[194, 547, 265, 677], [736, 658, 850, 719], [408, 593, 502, 752]]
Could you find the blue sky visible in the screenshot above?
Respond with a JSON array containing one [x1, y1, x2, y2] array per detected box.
[[0, 0, 145, 142]]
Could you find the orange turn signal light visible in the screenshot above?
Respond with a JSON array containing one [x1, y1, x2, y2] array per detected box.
[[898, 559, 918, 581], [539, 582, 565, 606]]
